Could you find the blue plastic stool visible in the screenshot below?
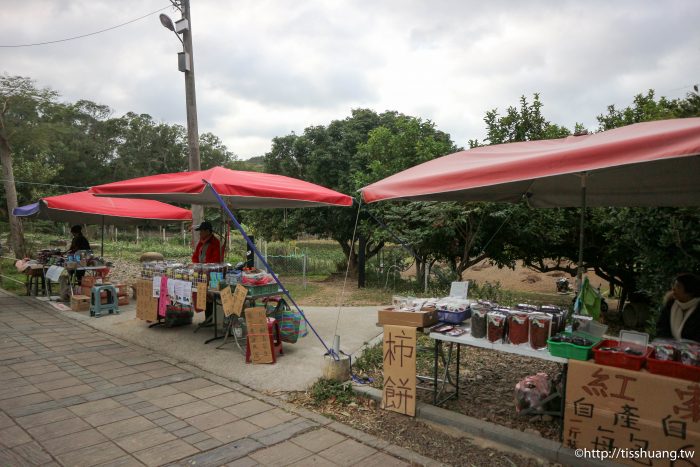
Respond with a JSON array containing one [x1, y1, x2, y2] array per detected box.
[[90, 285, 120, 317]]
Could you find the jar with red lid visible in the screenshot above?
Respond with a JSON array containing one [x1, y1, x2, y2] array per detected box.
[[508, 312, 529, 345], [487, 311, 506, 343], [529, 313, 552, 350]]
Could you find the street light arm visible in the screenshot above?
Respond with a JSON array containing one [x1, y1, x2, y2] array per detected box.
[[168, 0, 183, 13]]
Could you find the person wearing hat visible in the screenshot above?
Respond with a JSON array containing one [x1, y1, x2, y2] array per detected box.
[[191, 221, 222, 264], [192, 221, 222, 322]]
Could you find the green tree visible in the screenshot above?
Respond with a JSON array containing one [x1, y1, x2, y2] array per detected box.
[[0, 74, 59, 257]]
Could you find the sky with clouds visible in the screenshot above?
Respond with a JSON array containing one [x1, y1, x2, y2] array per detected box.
[[2, 0, 699, 160]]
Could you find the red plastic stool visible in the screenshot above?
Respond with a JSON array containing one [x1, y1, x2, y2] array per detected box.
[[246, 317, 284, 363]]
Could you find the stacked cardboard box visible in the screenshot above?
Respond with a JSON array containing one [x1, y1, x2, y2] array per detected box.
[[116, 283, 129, 306], [70, 295, 90, 312]]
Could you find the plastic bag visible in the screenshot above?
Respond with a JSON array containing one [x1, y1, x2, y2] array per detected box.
[[279, 308, 308, 343], [514, 372, 551, 413]]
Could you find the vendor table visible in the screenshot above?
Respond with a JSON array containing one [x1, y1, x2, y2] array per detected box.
[[199, 288, 284, 345], [427, 323, 568, 420]]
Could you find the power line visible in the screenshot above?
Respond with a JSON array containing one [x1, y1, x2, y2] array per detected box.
[[0, 6, 172, 48], [0, 179, 88, 190]]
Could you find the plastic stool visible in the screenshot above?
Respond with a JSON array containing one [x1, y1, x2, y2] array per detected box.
[[90, 285, 120, 317], [26, 269, 49, 296], [246, 317, 284, 363]]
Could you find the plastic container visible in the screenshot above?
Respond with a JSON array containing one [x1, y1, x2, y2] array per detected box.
[[438, 307, 471, 324], [246, 283, 280, 296], [507, 312, 529, 345], [592, 331, 652, 371], [470, 306, 488, 339], [647, 352, 700, 382], [487, 311, 506, 343], [547, 331, 599, 360], [529, 313, 552, 350]]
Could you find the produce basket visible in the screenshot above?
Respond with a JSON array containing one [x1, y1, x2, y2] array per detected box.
[[547, 332, 599, 361], [592, 332, 652, 371], [647, 352, 700, 382], [246, 283, 281, 296]]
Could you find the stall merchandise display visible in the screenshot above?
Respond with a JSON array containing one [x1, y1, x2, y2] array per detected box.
[[470, 305, 488, 339], [529, 313, 552, 350], [592, 331, 652, 371], [647, 339, 700, 381], [486, 311, 506, 343], [507, 312, 530, 345], [435, 297, 471, 324]]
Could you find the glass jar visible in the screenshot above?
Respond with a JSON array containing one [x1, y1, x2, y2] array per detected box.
[[507, 311, 529, 345], [487, 311, 506, 343], [529, 313, 552, 350], [470, 306, 488, 339]]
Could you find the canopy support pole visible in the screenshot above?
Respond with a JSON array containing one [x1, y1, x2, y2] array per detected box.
[[576, 172, 587, 292], [204, 180, 337, 359], [101, 216, 105, 257]]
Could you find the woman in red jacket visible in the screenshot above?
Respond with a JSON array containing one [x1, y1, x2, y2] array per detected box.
[[192, 221, 222, 321], [192, 221, 222, 264]]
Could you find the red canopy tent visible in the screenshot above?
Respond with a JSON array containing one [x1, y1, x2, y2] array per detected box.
[[361, 118, 700, 207], [89, 166, 353, 208], [361, 118, 700, 285]]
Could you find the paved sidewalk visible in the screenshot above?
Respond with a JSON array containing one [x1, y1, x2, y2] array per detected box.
[[0, 290, 441, 467]]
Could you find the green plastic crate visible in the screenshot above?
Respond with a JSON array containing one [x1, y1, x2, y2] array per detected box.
[[548, 331, 600, 361], [246, 283, 281, 296]]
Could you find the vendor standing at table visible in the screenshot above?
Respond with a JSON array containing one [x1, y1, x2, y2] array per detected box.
[[192, 221, 222, 264], [68, 225, 91, 254], [192, 221, 222, 321], [67, 225, 91, 285], [656, 273, 700, 342]]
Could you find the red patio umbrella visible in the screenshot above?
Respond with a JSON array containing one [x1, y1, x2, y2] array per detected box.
[[13, 191, 193, 225], [13, 191, 193, 257], [89, 166, 353, 208]]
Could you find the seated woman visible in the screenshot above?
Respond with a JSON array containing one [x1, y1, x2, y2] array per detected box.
[[656, 273, 700, 342]]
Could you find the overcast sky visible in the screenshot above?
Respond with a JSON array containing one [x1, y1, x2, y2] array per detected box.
[[2, 0, 699, 160]]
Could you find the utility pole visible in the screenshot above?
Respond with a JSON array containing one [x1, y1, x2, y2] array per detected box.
[[161, 0, 203, 240]]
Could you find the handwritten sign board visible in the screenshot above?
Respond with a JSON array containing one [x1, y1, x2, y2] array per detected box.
[[196, 282, 207, 311], [246, 307, 273, 364], [381, 325, 417, 417], [220, 286, 234, 317], [231, 285, 248, 317], [136, 279, 158, 321], [563, 359, 700, 466]]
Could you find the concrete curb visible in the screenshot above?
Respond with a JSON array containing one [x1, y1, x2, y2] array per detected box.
[[353, 385, 610, 467]]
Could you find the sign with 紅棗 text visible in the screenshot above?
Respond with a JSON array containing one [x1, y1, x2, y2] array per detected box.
[[381, 325, 417, 417], [564, 359, 700, 466]]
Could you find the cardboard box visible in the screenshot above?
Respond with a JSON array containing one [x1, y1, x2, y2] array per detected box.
[[71, 295, 90, 312], [81, 276, 96, 287], [118, 296, 129, 306], [378, 307, 438, 328]]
